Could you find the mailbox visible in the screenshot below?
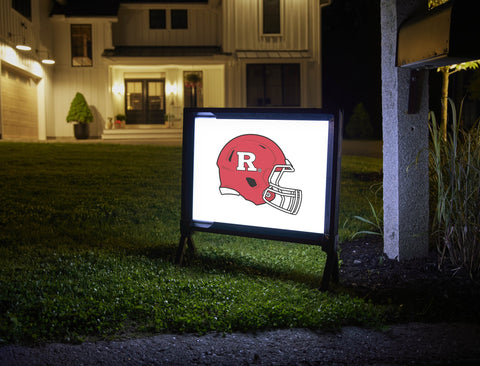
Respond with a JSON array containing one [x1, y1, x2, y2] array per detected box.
[[397, 0, 480, 68]]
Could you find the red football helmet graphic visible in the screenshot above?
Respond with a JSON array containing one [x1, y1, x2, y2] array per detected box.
[[217, 134, 302, 214]]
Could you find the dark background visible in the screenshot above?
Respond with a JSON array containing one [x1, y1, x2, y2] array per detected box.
[[322, 0, 480, 139], [322, 0, 382, 139]]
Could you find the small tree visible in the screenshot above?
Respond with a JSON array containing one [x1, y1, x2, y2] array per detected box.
[[437, 61, 480, 141], [66, 92, 93, 124]]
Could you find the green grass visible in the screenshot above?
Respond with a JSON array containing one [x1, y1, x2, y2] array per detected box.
[[0, 142, 384, 344]]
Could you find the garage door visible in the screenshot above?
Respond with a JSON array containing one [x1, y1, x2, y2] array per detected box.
[[1, 65, 38, 140]]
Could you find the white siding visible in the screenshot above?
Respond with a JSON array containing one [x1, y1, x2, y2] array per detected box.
[[203, 67, 225, 107], [113, 5, 220, 46], [223, 0, 310, 52], [0, 0, 54, 140], [51, 19, 111, 137]]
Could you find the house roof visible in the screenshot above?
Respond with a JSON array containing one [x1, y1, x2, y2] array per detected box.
[[236, 51, 312, 59], [102, 46, 226, 58]]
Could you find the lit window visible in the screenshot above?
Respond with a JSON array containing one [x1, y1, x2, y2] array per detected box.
[[71, 24, 92, 67]]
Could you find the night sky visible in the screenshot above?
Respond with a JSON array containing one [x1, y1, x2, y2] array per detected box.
[[322, 0, 382, 139]]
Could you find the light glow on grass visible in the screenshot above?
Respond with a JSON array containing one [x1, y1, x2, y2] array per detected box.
[[0, 143, 385, 343]]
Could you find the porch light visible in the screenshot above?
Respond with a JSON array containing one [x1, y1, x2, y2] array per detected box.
[[167, 82, 178, 95], [112, 83, 125, 95]]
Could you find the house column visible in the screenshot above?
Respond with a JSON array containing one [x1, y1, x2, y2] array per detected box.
[[381, 0, 429, 260]]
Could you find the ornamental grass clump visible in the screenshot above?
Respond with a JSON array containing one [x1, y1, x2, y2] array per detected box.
[[429, 99, 480, 280]]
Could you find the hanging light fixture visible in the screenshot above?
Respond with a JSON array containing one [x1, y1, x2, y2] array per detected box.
[[15, 41, 31, 51], [9, 23, 31, 51], [41, 54, 55, 65], [36, 49, 55, 65]]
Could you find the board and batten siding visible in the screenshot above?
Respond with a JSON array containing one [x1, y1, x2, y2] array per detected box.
[[51, 19, 110, 138], [223, 0, 310, 52], [112, 6, 220, 46]]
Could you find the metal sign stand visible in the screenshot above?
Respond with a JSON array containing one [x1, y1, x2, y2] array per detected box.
[[319, 110, 342, 290], [176, 227, 196, 265]]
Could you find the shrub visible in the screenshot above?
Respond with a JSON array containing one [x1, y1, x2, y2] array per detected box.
[[429, 99, 480, 280], [345, 103, 374, 139], [66, 92, 93, 124]]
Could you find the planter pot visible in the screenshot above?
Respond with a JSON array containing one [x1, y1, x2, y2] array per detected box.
[[74, 123, 89, 140]]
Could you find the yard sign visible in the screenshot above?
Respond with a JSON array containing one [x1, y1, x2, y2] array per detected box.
[[177, 108, 342, 289]]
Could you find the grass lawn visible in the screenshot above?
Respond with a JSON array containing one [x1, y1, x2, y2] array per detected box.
[[0, 142, 384, 344]]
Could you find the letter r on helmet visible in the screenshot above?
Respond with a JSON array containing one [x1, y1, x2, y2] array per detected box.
[[236, 152, 256, 171]]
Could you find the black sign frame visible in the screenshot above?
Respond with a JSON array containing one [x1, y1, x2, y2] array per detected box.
[[176, 108, 342, 289]]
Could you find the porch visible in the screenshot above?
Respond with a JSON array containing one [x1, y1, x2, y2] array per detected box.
[[102, 124, 182, 143]]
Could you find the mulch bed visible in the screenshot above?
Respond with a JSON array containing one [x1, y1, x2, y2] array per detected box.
[[338, 236, 480, 323]]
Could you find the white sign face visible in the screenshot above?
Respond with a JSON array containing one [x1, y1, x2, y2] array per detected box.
[[192, 117, 330, 234]]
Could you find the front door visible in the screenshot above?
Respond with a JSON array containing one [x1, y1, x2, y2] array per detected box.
[[125, 79, 166, 124]]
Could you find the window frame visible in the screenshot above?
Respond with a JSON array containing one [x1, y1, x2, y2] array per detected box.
[[70, 24, 93, 67], [171, 9, 188, 30], [260, 0, 284, 36], [149, 9, 167, 29], [246, 63, 301, 107]]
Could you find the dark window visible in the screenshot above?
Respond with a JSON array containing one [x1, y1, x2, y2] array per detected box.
[[149, 9, 166, 29], [263, 0, 280, 34], [12, 0, 31, 20], [171, 9, 188, 29], [247, 63, 300, 107], [71, 24, 92, 67]]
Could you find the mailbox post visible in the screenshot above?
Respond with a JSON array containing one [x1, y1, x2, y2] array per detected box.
[[381, 0, 479, 261], [381, 0, 430, 261]]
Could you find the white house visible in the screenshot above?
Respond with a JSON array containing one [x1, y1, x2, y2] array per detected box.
[[0, 0, 331, 141]]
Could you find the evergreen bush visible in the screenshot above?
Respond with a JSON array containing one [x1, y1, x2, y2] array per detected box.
[[345, 103, 373, 139], [66, 92, 93, 124]]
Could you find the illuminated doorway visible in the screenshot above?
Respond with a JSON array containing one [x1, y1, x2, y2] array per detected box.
[[125, 79, 166, 124]]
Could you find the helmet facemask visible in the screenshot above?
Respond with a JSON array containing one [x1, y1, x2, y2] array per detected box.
[[263, 160, 302, 215]]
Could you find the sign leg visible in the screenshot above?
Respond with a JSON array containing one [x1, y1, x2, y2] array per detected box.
[[175, 234, 196, 265], [320, 245, 339, 291]]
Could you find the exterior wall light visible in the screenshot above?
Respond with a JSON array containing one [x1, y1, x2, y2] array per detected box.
[[37, 50, 55, 64], [10, 23, 31, 51], [112, 83, 125, 95], [41, 57, 55, 65], [167, 82, 178, 95], [16, 42, 31, 51]]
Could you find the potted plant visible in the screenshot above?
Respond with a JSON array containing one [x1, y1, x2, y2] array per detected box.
[[66, 92, 93, 139], [184, 73, 202, 107], [115, 114, 126, 128]]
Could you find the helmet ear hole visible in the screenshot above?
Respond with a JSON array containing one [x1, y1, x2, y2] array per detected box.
[[246, 177, 257, 187]]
